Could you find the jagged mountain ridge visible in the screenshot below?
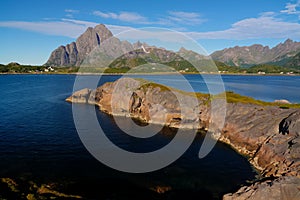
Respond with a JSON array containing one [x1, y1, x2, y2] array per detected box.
[[45, 24, 300, 69], [45, 24, 216, 70], [45, 24, 184, 67], [45, 24, 113, 66], [211, 39, 300, 67]]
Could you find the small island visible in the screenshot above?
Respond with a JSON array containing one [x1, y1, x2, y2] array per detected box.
[[67, 77, 300, 199]]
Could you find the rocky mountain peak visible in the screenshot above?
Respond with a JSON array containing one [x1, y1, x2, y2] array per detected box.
[[45, 24, 113, 66], [283, 38, 293, 44], [45, 23, 300, 69], [178, 47, 189, 53]]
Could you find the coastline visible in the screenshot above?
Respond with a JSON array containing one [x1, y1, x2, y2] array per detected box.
[[0, 72, 299, 76], [67, 77, 300, 199]]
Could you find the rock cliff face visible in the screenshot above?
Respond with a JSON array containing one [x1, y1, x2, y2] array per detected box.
[[66, 78, 300, 199], [45, 24, 113, 66]]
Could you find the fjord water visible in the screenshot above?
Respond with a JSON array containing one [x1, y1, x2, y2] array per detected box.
[[0, 74, 298, 199], [135, 74, 300, 103]]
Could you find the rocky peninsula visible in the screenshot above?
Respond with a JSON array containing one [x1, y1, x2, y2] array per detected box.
[[66, 77, 300, 199]]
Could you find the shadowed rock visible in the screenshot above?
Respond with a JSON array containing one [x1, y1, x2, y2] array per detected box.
[[279, 111, 300, 136]]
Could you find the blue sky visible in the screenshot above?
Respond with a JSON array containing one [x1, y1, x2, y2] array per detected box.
[[1, 0, 300, 65]]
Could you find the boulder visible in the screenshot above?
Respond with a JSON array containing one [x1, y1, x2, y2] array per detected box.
[[275, 99, 291, 104], [65, 88, 91, 104]]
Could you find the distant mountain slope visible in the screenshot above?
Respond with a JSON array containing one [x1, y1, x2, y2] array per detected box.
[[45, 23, 300, 70], [268, 51, 300, 70], [284, 52, 300, 69], [45, 24, 231, 72], [211, 39, 300, 67]]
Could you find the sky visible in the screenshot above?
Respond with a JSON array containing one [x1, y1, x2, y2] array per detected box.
[[1, 0, 300, 65]]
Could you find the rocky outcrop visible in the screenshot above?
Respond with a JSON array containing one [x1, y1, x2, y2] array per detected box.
[[45, 24, 113, 66], [223, 176, 300, 200], [66, 78, 203, 129], [0, 178, 82, 199], [67, 77, 300, 199]]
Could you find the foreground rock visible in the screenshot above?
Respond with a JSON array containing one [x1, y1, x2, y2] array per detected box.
[[223, 176, 300, 200], [67, 77, 300, 199], [0, 178, 82, 199]]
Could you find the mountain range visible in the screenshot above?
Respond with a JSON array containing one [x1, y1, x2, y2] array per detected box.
[[45, 24, 300, 70], [211, 39, 300, 68]]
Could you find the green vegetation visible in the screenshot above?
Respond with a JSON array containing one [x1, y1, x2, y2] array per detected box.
[[214, 61, 242, 73], [163, 60, 197, 72], [223, 91, 300, 108], [0, 62, 81, 74], [246, 64, 292, 73], [109, 57, 147, 69], [0, 63, 45, 73], [1, 59, 300, 75], [135, 79, 300, 108], [135, 78, 209, 100], [284, 52, 300, 70]]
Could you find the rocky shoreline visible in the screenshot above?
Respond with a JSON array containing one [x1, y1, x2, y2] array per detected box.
[[66, 77, 300, 199]]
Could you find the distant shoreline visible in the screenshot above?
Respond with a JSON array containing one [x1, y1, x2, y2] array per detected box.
[[0, 72, 299, 76]]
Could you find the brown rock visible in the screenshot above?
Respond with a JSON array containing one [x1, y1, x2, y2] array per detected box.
[[65, 88, 91, 104], [66, 77, 300, 199], [223, 176, 300, 200]]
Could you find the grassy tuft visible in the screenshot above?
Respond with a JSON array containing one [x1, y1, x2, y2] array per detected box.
[[222, 91, 300, 108]]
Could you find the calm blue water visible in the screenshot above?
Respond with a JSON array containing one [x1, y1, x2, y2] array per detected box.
[[1, 74, 297, 199], [129, 74, 300, 103]]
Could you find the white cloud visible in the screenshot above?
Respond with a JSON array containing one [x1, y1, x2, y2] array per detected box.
[[281, 1, 300, 14], [259, 12, 276, 17], [108, 27, 190, 43], [0, 14, 300, 41], [61, 18, 97, 26], [106, 24, 135, 35], [0, 19, 97, 38], [106, 16, 300, 43], [65, 9, 79, 13], [93, 11, 118, 19], [93, 10, 205, 26], [166, 11, 205, 25], [187, 16, 300, 39], [93, 11, 148, 24], [64, 9, 80, 18]]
